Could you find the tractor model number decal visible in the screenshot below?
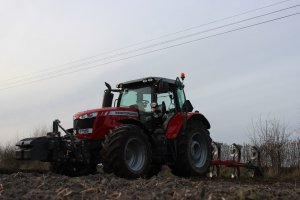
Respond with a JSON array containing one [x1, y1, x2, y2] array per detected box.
[[78, 128, 93, 134], [109, 111, 138, 117]]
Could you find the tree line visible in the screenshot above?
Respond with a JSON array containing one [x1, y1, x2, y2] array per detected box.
[[215, 117, 300, 175]]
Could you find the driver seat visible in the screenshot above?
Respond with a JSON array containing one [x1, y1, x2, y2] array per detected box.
[[159, 101, 175, 130]]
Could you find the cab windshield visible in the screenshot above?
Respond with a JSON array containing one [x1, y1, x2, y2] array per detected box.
[[119, 87, 152, 112]]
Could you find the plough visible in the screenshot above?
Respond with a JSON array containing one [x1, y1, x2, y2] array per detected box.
[[210, 142, 263, 178]]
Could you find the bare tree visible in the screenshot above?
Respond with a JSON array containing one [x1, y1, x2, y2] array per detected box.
[[249, 117, 291, 174], [32, 125, 49, 137]]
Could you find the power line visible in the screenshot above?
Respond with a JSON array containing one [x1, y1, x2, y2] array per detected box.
[[0, 0, 295, 84], [0, 4, 298, 88], [1, 12, 298, 91]]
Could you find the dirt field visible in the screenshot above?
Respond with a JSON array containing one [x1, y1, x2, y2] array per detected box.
[[0, 170, 299, 200]]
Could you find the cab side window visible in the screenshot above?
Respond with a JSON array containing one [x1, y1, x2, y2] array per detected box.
[[157, 92, 175, 112]]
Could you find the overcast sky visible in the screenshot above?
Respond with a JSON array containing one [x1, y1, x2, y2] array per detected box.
[[0, 0, 299, 145]]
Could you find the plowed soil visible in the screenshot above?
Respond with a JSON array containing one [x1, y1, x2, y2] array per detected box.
[[0, 170, 299, 200]]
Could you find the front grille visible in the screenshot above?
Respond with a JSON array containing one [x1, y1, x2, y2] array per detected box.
[[74, 118, 96, 134]]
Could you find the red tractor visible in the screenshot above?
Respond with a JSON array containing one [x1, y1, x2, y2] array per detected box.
[[16, 76, 212, 179]]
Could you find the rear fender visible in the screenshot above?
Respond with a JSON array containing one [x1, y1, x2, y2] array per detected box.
[[188, 113, 211, 129], [165, 112, 210, 139]]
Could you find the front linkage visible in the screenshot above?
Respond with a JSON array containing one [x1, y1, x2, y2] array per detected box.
[[16, 120, 99, 176]]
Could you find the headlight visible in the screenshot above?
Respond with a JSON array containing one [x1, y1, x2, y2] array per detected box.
[[79, 112, 98, 119]]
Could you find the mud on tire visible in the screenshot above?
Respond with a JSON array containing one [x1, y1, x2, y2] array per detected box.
[[171, 121, 212, 177], [101, 124, 155, 179]]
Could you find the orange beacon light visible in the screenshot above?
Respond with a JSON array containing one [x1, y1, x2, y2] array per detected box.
[[180, 72, 185, 81]]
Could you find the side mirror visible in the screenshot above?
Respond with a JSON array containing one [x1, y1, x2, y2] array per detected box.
[[182, 100, 193, 112]]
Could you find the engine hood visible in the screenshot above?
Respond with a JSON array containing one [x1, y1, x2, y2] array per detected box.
[[73, 107, 138, 119]]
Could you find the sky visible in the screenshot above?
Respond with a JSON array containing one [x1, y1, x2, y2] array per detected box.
[[0, 0, 299, 145]]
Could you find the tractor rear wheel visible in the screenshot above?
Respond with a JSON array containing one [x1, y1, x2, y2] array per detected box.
[[101, 125, 153, 179], [171, 121, 212, 177]]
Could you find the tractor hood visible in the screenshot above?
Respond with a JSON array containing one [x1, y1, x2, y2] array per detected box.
[[73, 107, 138, 120], [73, 107, 139, 140]]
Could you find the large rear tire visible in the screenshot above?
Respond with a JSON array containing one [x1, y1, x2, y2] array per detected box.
[[101, 124, 154, 179], [171, 121, 212, 177]]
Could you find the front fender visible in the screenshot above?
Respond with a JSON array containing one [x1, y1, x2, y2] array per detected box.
[[118, 118, 149, 134]]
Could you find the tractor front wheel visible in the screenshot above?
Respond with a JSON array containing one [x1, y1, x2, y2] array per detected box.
[[101, 125, 153, 179]]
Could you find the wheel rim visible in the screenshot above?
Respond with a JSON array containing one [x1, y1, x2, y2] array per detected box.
[[124, 138, 146, 172], [190, 132, 207, 168]]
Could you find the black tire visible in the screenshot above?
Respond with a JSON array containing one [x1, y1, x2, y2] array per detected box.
[[171, 121, 212, 177], [101, 124, 153, 179]]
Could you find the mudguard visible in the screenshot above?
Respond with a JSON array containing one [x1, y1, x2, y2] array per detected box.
[[165, 112, 210, 139]]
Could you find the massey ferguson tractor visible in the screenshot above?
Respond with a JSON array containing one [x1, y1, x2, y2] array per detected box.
[[16, 75, 212, 179]]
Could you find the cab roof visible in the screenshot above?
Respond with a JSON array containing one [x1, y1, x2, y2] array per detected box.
[[117, 77, 177, 89]]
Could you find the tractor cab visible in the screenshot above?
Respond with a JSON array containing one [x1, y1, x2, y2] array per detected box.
[[103, 76, 191, 131]]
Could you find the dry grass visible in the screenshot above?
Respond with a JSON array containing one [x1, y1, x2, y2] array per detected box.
[[0, 143, 19, 169]]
